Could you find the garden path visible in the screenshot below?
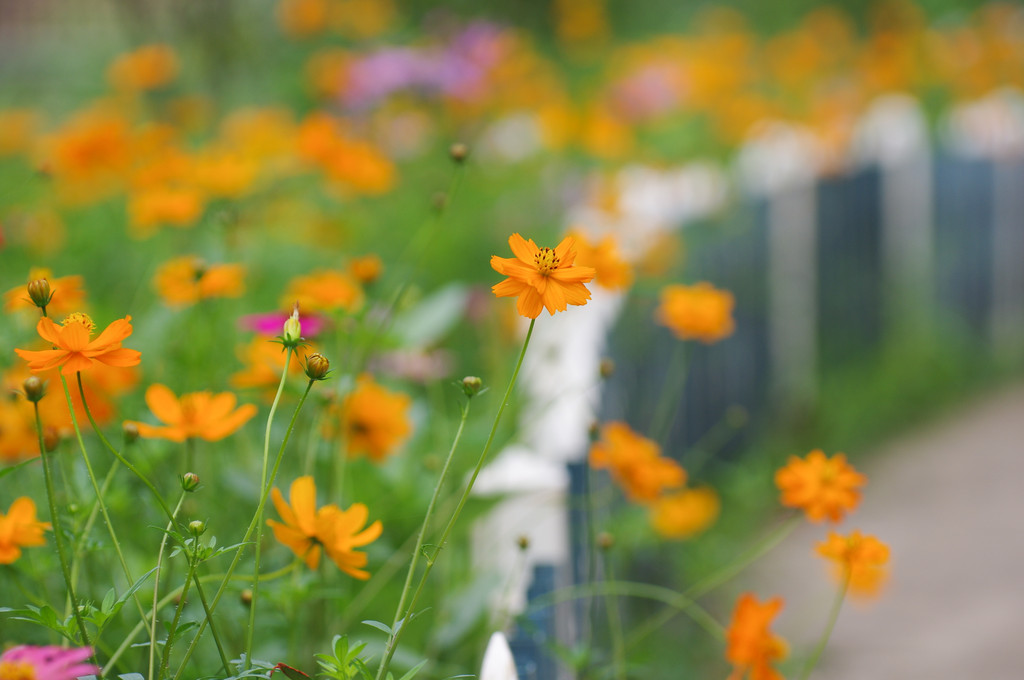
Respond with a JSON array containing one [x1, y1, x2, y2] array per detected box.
[[752, 383, 1024, 680]]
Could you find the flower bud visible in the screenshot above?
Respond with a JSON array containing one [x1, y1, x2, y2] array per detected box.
[[304, 353, 330, 381], [460, 376, 483, 397], [449, 142, 469, 163], [42, 426, 60, 452], [26, 278, 52, 311], [599, 358, 615, 379], [597, 532, 614, 551], [282, 302, 302, 346], [240, 588, 253, 606], [188, 520, 206, 536], [123, 422, 140, 445], [22, 376, 45, 403], [181, 472, 200, 492], [517, 535, 530, 551]]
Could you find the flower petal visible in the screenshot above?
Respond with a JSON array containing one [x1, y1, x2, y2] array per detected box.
[[89, 316, 133, 351], [508, 233, 538, 264], [145, 384, 183, 426]]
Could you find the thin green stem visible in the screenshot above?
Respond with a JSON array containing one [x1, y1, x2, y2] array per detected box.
[[174, 379, 314, 678], [648, 341, 689, 445], [150, 493, 186, 680], [193, 575, 232, 675], [798, 571, 850, 680], [63, 374, 148, 621], [602, 554, 626, 680], [386, 397, 473, 644], [69, 457, 120, 613], [33, 402, 90, 647], [245, 350, 294, 668], [375, 318, 535, 680], [76, 372, 174, 521], [159, 559, 197, 680]]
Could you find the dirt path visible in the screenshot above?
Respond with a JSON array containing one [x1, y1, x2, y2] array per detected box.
[[753, 384, 1024, 680]]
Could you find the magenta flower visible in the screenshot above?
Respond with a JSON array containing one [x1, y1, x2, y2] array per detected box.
[[239, 311, 328, 338], [0, 645, 99, 680]]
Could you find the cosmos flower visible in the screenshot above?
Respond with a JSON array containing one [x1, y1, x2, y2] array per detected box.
[[0, 645, 98, 680], [649, 486, 720, 539], [725, 593, 787, 680], [268, 476, 383, 579], [15, 313, 141, 376], [338, 374, 412, 461], [655, 282, 735, 343], [153, 255, 246, 307], [490, 233, 596, 319], [124, 384, 257, 442], [589, 422, 686, 503], [775, 449, 867, 523], [817, 530, 891, 598], [0, 497, 50, 565]]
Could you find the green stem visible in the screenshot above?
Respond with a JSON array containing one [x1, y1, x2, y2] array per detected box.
[[159, 558, 197, 680], [150, 493, 186, 680], [69, 457, 120, 613], [375, 318, 536, 680], [63, 374, 148, 621], [174, 379, 313, 678], [648, 341, 688, 445], [193, 575, 232, 675], [76, 372, 174, 521], [386, 397, 473, 647], [33, 402, 91, 647], [602, 554, 626, 680], [245, 350, 294, 668], [798, 571, 850, 680]]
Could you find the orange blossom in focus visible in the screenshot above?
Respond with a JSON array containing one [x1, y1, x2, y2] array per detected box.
[[491, 233, 596, 319]]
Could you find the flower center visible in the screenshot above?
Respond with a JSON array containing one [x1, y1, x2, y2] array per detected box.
[[534, 247, 560, 275], [61, 312, 96, 334], [0, 661, 38, 680]]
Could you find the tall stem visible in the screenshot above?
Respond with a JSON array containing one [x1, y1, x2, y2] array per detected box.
[[375, 318, 535, 680], [244, 348, 293, 668], [33, 402, 90, 647], [150, 493, 186, 680], [798, 571, 850, 680], [648, 341, 688, 445]]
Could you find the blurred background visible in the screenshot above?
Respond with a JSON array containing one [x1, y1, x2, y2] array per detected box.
[[1, 0, 1023, 678]]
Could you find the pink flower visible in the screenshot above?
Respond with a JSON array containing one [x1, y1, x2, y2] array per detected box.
[[239, 311, 328, 338], [0, 645, 99, 680]]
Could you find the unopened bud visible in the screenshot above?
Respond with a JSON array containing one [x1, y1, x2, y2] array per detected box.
[[460, 376, 482, 397], [449, 142, 469, 163], [122, 422, 140, 445], [181, 472, 200, 492], [188, 520, 206, 536], [304, 353, 330, 381], [599, 358, 615, 379], [22, 376, 45, 403], [240, 588, 253, 606], [26, 279, 52, 311], [597, 532, 614, 551], [42, 426, 60, 452], [282, 303, 302, 346], [517, 535, 530, 551]]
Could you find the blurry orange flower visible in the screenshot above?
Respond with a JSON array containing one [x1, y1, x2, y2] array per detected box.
[[656, 282, 735, 343], [15, 314, 140, 376], [284, 270, 364, 314], [321, 140, 395, 195], [231, 336, 311, 391], [153, 256, 245, 307], [491, 233, 596, 319], [40, 108, 134, 203], [0, 398, 38, 462], [589, 422, 686, 503], [726, 593, 787, 680], [128, 186, 205, 237], [125, 384, 257, 442], [775, 449, 866, 523], [349, 254, 383, 284], [278, 0, 330, 38], [817, 530, 890, 598], [0, 109, 39, 157], [330, 0, 396, 39], [268, 476, 382, 578], [339, 374, 412, 461], [191, 148, 259, 198], [4, 268, 86, 316], [306, 50, 350, 100], [0, 497, 50, 564], [108, 44, 179, 92], [650, 487, 720, 539], [567, 230, 633, 291]]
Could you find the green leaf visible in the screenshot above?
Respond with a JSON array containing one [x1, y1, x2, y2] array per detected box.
[[395, 660, 428, 680], [0, 458, 37, 481], [361, 620, 392, 635]]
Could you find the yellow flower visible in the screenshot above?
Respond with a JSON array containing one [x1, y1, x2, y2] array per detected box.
[[268, 476, 382, 579], [655, 282, 735, 343], [338, 374, 413, 461], [817, 530, 890, 598], [0, 497, 50, 564], [491, 233, 596, 319], [650, 487, 720, 539], [589, 422, 686, 503], [775, 449, 866, 523]]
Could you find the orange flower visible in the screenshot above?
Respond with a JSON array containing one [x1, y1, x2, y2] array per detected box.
[[775, 449, 866, 523], [349, 254, 383, 284], [3, 268, 87, 317], [231, 336, 311, 391], [125, 384, 257, 442], [15, 314, 141, 376], [0, 497, 50, 565], [107, 44, 179, 92], [278, 0, 330, 38], [0, 398, 38, 462], [589, 422, 686, 503], [0, 108, 39, 157], [128, 186, 205, 237], [725, 593, 787, 680], [567, 230, 634, 291], [656, 282, 735, 343], [268, 476, 383, 579], [339, 374, 412, 461], [40, 108, 134, 204], [491, 233, 596, 319], [153, 256, 245, 307], [283, 270, 364, 314], [817, 530, 890, 598], [650, 487, 720, 539]]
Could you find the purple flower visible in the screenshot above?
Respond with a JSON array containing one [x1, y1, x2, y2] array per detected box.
[[239, 311, 329, 338], [0, 645, 99, 680]]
